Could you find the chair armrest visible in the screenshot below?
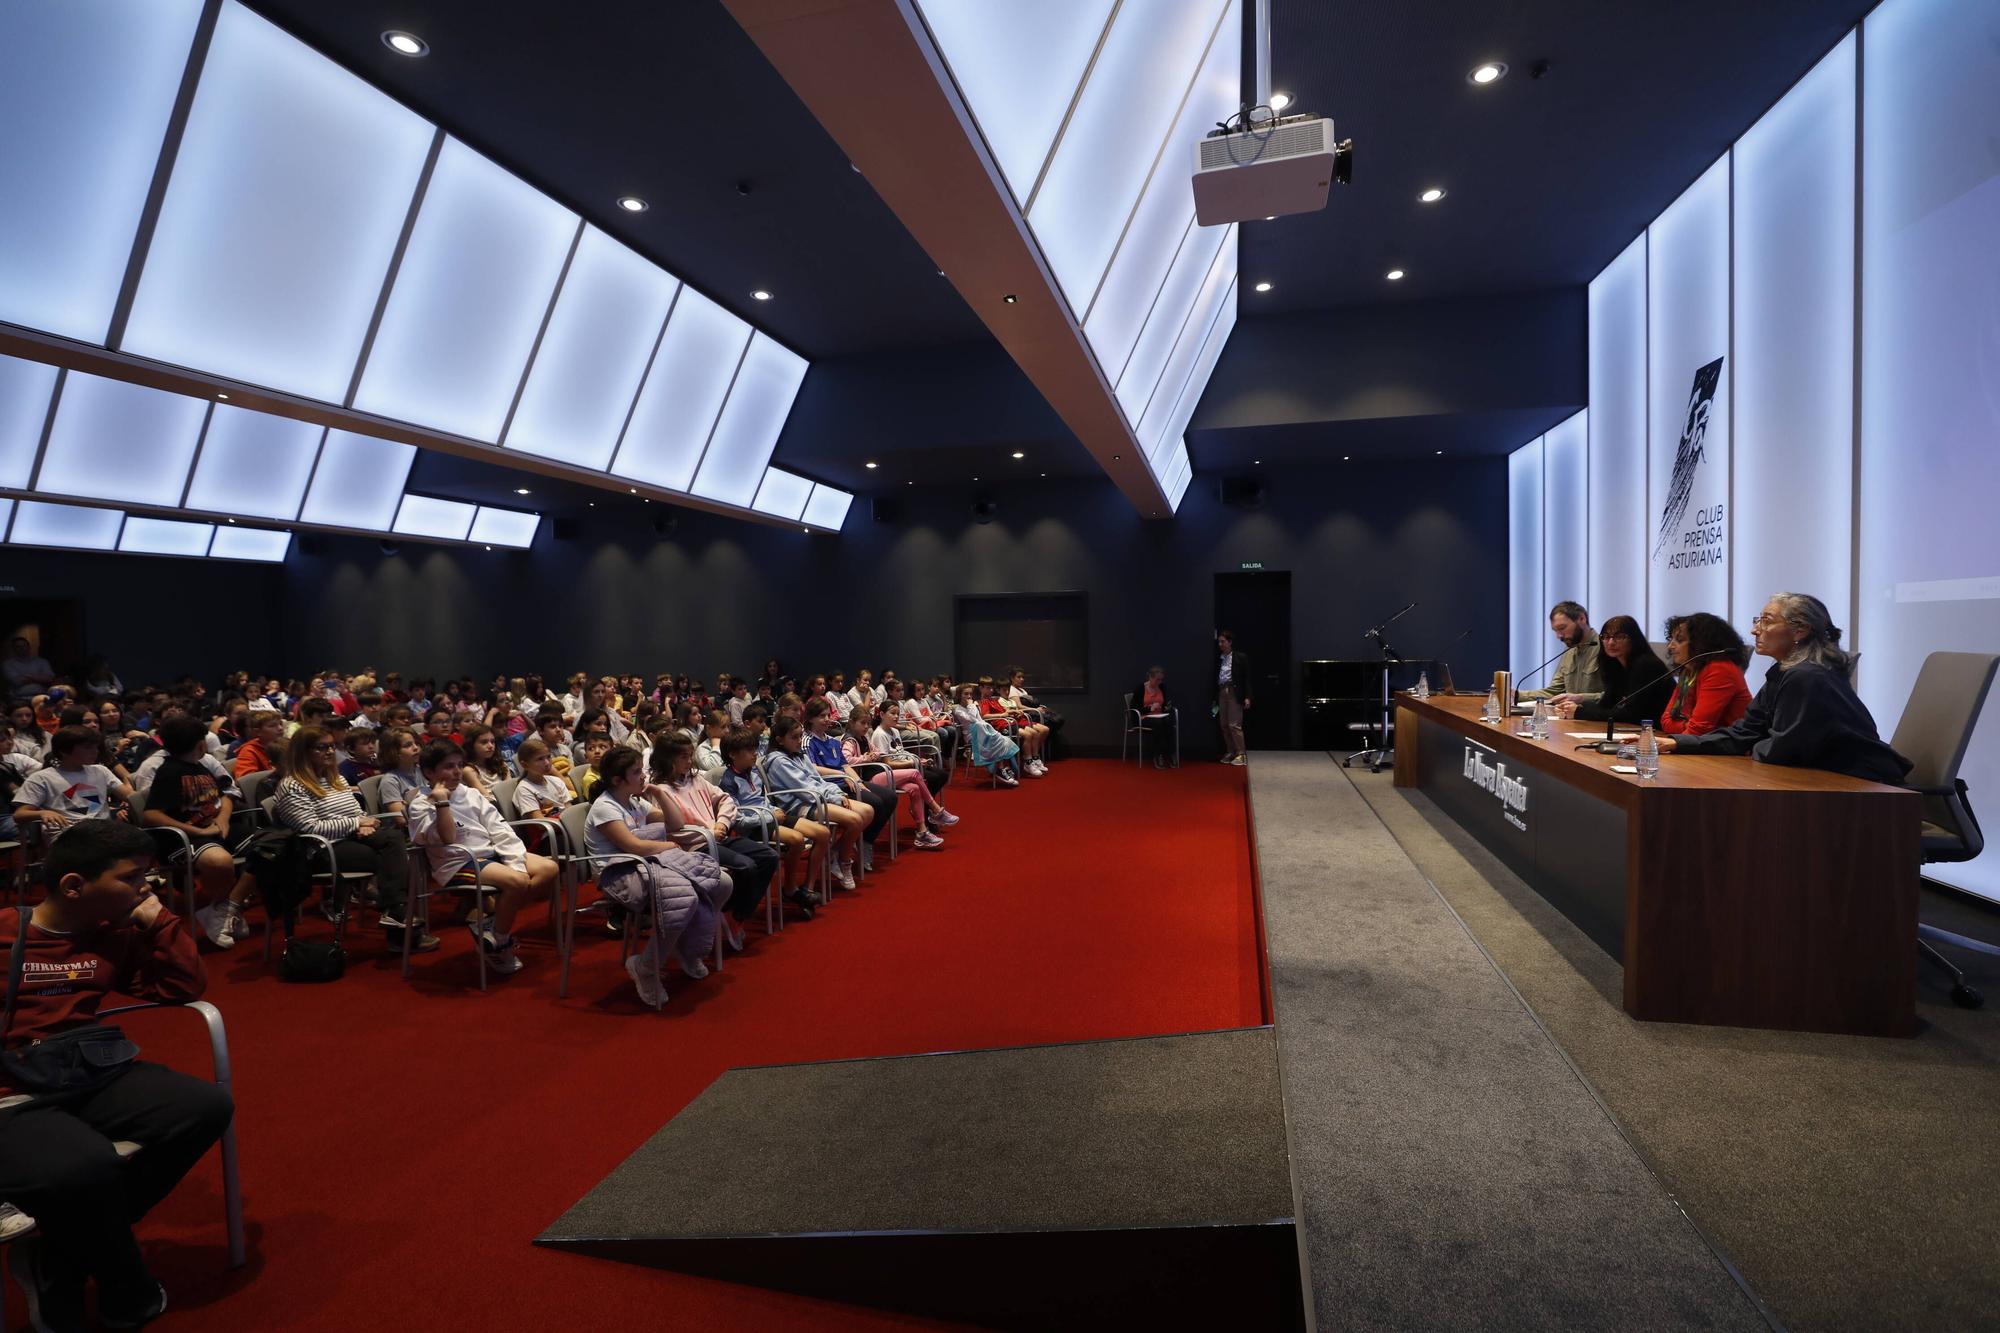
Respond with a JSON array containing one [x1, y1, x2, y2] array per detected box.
[[676, 823, 719, 858], [143, 824, 196, 862], [97, 999, 232, 1087], [507, 817, 566, 856]]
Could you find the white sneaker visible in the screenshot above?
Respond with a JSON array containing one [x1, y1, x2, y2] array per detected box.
[[625, 953, 667, 1009], [194, 901, 239, 950], [996, 770, 1018, 787], [833, 863, 856, 891], [0, 1201, 34, 1242], [1028, 759, 1047, 775], [486, 944, 524, 976], [680, 952, 710, 980], [1024, 762, 1045, 778], [929, 808, 960, 826], [915, 829, 944, 850], [1230, 754, 1247, 766]]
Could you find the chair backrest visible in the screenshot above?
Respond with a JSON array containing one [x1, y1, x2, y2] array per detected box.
[[491, 777, 521, 821], [1889, 651, 1998, 845], [238, 767, 278, 812], [1123, 692, 1133, 710], [356, 773, 387, 815], [558, 800, 593, 855]]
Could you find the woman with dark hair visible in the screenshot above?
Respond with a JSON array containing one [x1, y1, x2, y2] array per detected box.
[[1657, 611, 1753, 735], [1560, 615, 1670, 724], [1662, 593, 1910, 783]]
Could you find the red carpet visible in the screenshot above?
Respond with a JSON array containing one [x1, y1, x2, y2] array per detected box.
[[20, 760, 1259, 1331]]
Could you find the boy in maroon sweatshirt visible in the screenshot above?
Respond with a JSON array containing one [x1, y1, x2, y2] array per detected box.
[[0, 820, 232, 1332]]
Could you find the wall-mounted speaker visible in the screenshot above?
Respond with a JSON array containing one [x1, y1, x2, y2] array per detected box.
[[551, 517, 579, 541], [871, 497, 901, 523], [971, 498, 999, 524], [1219, 476, 1265, 509], [377, 540, 402, 556]]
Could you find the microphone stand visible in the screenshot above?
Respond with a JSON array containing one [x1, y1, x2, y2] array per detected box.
[[1344, 603, 1416, 774]]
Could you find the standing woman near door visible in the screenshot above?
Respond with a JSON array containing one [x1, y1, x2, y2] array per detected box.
[[1215, 631, 1253, 765]]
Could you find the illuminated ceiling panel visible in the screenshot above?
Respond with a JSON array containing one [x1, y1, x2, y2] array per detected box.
[[1153, 276, 1239, 474], [690, 334, 810, 508], [1082, 5, 1239, 380], [208, 524, 291, 562], [392, 493, 476, 541], [468, 507, 539, 548], [506, 226, 679, 469], [0, 0, 201, 343], [298, 429, 415, 531], [121, 0, 433, 402], [183, 406, 323, 521], [1128, 227, 1237, 454], [750, 467, 814, 521], [917, 0, 1115, 205], [1116, 219, 1233, 429], [120, 515, 214, 557], [0, 356, 59, 490], [1023, 0, 1232, 310], [801, 483, 854, 531], [10, 499, 123, 551], [354, 136, 577, 441], [614, 288, 754, 491], [35, 371, 208, 507]]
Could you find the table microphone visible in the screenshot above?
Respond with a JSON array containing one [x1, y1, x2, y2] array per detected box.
[[1576, 650, 1732, 752], [1512, 646, 1571, 695]]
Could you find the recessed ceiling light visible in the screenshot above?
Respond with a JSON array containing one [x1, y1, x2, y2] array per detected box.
[[513, 487, 531, 495], [1386, 268, 1405, 281], [1254, 281, 1273, 292], [1343, 455, 1351, 461], [751, 290, 772, 301], [1264, 215, 1276, 221], [972, 476, 979, 481], [802, 527, 810, 534], [1040, 472, 1046, 477], [226, 517, 236, 524], [1269, 91, 1293, 111], [1254, 460, 1261, 465], [382, 30, 428, 56], [1419, 187, 1446, 203], [1469, 62, 1506, 84], [628, 488, 636, 494], [215, 392, 229, 400], [864, 461, 878, 469], [1011, 451, 1024, 459], [616, 195, 648, 213], [1435, 450, 1443, 456], [484, 545, 492, 551], [1002, 294, 1018, 304], [907, 481, 914, 486], [1113, 454, 1121, 461]]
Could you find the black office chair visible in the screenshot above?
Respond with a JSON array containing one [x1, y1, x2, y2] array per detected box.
[[1891, 651, 1999, 1009]]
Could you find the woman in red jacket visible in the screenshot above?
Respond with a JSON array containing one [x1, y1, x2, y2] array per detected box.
[[1657, 611, 1753, 735]]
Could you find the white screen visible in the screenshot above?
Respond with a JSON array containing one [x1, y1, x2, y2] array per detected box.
[[611, 287, 752, 492], [1543, 411, 1589, 617], [10, 500, 123, 551], [0, 356, 59, 490], [1645, 154, 1731, 623], [183, 405, 323, 520], [0, 0, 202, 343], [1509, 439, 1547, 682], [1588, 235, 1649, 629], [506, 226, 678, 470], [120, 515, 214, 556], [35, 371, 207, 507], [121, 1, 433, 402], [354, 137, 577, 441], [298, 429, 414, 530], [690, 334, 809, 508]]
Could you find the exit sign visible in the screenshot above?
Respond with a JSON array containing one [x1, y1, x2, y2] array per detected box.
[[1238, 561, 1265, 571]]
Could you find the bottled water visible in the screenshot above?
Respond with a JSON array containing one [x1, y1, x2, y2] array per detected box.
[[1483, 686, 1500, 722], [1532, 698, 1553, 741], [1415, 671, 1430, 699], [1635, 721, 1660, 780]]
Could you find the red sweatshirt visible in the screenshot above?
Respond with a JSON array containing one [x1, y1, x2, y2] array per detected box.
[[1657, 661, 1754, 736], [0, 906, 206, 1095]]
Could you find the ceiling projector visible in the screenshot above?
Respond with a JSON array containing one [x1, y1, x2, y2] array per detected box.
[[1192, 111, 1351, 226]]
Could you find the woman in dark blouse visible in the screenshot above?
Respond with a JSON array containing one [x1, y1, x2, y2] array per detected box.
[[1661, 593, 1911, 784], [1561, 615, 1670, 725]]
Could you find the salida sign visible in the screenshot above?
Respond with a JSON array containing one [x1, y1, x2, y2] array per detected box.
[[1461, 744, 1529, 832]]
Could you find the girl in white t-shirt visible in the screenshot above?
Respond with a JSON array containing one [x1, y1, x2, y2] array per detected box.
[[583, 744, 726, 1009], [11, 728, 131, 833]]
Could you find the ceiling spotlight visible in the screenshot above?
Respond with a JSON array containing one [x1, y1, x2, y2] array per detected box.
[[1435, 450, 1444, 456], [1254, 460, 1261, 465], [1002, 294, 1018, 304], [484, 545, 493, 551], [1264, 215, 1276, 221], [1269, 91, 1293, 111], [1419, 187, 1446, 203], [907, 481, 914, 486], [751, 290, 772, 301], [1386, 268, 1405, 280], [1113, 454, 1121, 461], [1469, 62, 1506, 85], [616, 195, 648, 213], [227, 517, 236, 524], [864, 461, 878, 469], [1254, 281, 1273, 292], [1011, 451, 1024, 459], [382, 30, 428, 56], [513, 487, 531, 495], [628, 487, 636, 494], [1343, 455, 1351, 461]]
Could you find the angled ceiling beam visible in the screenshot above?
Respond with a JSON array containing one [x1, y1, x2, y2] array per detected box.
[[721, 0, 1174, 518]]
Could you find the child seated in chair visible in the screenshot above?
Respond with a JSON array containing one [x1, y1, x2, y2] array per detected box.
[[405, 742, 559, 977]]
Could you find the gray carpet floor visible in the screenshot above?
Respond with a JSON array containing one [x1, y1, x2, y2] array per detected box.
[[1347, 764, 2000, 1332], [1248, 753, 1766, 1331]]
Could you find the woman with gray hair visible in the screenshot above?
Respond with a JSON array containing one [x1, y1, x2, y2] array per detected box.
[[1660, 593, 1911, 784]]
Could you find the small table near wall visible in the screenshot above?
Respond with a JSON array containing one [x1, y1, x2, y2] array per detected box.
[[1393, 693, 1919, 1036]]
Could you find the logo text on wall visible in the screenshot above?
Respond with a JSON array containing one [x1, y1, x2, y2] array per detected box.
[[1462, 745, 1529, 832], [1655, 355, 1725, 572]]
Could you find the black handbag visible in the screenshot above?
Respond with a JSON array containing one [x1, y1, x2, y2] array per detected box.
[[277, 937, 345, 983], [2, 922, 140, 1096]]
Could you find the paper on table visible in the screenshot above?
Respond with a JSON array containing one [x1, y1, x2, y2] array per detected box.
[[1609, 764, 1640, 774], [1567, 731, 1639, 741]]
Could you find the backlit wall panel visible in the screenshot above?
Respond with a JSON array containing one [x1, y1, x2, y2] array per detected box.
[[1509, 440, 1546, 681], [119, 515, 214, 557], [0, 0, 202, 343], [801, 483, 854, 531], [1860, 0, 2000, 901], [917, 0, 1115, 205], [750, 467, 814, 522], [183, 407, 323, 521], [1733, 34, 1855, 689], [1587, 236, 1648, 628], [1156, 279, 1240, 477], [298, 429, 414, 531], [1117, 217, 1232, 433], [1134, 234, 1237, 465], [690, 334, 809, 509], [506, 227, 678, 470], [208, 524, 291, 561], [1027, 0, 1230, 311], [121, 1, 433, 403], [1542, 411, 1589, 617], [392, 494, 476, 542], [1645, 154, 1731, 624], [35, 372, 207, 507], [612, 289, 753, 491], [10, 500, 123, 551], [354, 137, 577, 441], [0, 356, 59, 490], [468, 507, 539, 549]]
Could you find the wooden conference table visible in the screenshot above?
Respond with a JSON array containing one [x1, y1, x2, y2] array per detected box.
[[1393, 693, 1919, 1036]]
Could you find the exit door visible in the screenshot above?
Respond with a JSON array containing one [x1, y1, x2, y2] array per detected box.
[[1212, 571, 1293, 751]]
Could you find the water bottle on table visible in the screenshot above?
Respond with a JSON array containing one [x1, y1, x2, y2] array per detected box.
[[1532, 698, 1553, 741], [1483, 685, 1500, 722], [1635, 721, 1660, 780], [1415, 671, 1430, 700]]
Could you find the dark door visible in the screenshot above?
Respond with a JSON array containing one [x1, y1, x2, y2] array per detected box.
[[1212, 572, 1293, 751]]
